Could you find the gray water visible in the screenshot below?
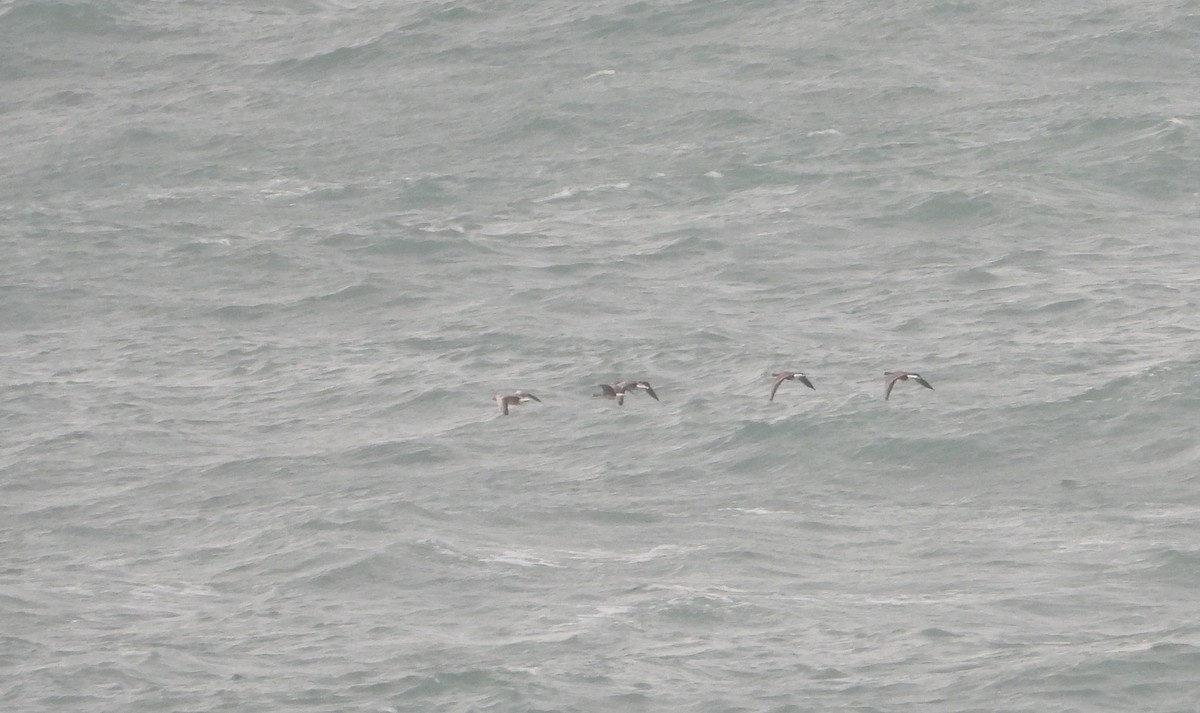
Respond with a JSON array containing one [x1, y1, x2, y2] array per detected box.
[[2, 1, 1199, 711]]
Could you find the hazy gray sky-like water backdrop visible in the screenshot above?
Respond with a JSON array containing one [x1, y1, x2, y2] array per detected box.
[[2, 1, 1198, 711]]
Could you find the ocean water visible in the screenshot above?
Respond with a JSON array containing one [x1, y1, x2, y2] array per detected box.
[[2, 0, 1199, 711]]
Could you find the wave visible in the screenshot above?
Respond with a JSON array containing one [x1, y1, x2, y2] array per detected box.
[[2, 0, 130, 37]]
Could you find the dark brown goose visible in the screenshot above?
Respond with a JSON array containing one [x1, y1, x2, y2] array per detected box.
[[617, 380, 659, 402], [769, 371, 815, 402], [593, 380, 659, 405], [592, 383, 627, 405], [883, 371, 934, 401]]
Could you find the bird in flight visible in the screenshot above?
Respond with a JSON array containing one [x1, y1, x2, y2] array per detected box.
[[494, 390, 541, 415], [769, 371, 815, 401], [593, 380, 659, 405], [883, 371, 934, 400]]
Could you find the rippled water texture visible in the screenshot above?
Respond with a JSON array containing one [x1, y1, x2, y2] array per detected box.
[[2, 1, 1198, 711]]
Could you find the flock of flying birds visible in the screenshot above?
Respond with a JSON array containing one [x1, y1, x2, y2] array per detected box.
[[493, 370, 934, 415]]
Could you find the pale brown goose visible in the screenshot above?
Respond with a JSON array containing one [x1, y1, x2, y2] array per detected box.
[[494, 390, 541, 415]]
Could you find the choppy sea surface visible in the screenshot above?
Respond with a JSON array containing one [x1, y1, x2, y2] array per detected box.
[[2, 1, 1199, 711]]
